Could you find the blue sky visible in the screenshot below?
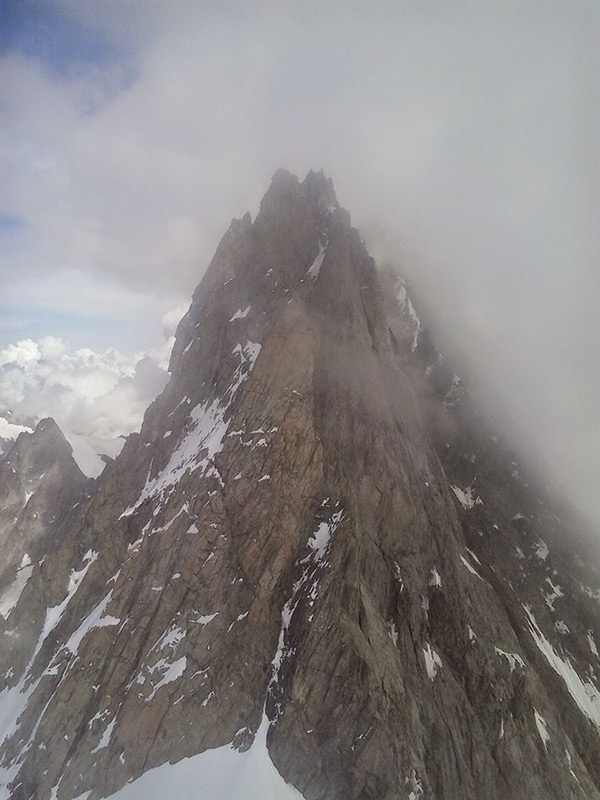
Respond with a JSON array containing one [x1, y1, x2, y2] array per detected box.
[[1, 1, 600, 524], [1, 0, 143, 352], [1, 0, 123, 74]]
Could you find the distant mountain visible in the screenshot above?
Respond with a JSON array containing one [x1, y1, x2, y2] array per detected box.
[[0, 415, 33, 459], [0, 170, 599, 800], [0, 410, 125, 480], [0, 418, 89, 640]]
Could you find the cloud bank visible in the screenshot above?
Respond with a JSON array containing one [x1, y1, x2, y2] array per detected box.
[[0, 334, 170, 440]]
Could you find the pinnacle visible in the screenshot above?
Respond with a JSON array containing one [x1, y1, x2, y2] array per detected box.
[[8, 417, 65, 455], [261, 168, 340, 218], [3, 171, 600, 800], [302, 168, 339, 211]]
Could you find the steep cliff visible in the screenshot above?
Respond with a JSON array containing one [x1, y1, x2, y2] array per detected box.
[[0, 171, 599, 800]]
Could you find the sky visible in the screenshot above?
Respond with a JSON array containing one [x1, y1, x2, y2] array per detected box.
[[1, 0, 599, 525]]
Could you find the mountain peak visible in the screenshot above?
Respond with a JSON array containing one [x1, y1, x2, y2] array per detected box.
[[34, 416, 66, 440], [5, 416, 80, 477], [302, 168, 339, 212], [0, 415, 89, 630], [1, 173, 600, 800], [169, 169, 349, 376], [259, 168, 340, 223]]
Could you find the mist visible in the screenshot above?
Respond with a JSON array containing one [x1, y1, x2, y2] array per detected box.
[[2, 1, 599, 526]]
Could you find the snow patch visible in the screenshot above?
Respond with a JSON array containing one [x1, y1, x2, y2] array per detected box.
[[544, 578, 564, 611], [195, 613, 219, 627], [129, 625, 189, 701], [91, 717, 117, 754], [405, 770, 424, 799], [103, 711, 305, 800], [33, 551, 98, 662], [169, 396, 191, 416], [228, 611, 249, 632], [443, 374, 464, 409], [0, 554, 33, 620], [146, 657, 187, 701], [495, 647, 526, 672], [152, 625, 186, 651], [306, 241, 327, 279], [534, 539, 549, 561], [564, 748, 581, 785], [429, 568, 442, 587], [394, 562, 404, 591], [422, 643, 442, 680], [397, 282, 423, 352], [534, 709, 550, 748], [269, 506, 344, 711], [121, 398, 229, 513], [229, 341, 262, 398], [121, 340, 261, 515], [451, 485, 482, 510], [229, 306, 251, 322], [64, 590, 119, 655], [525, 606, 600, 729], [460, 554, 483, 580], [0, 677, 36, 764], [582, 585, 600, 603], [306, 524, 329, 560]]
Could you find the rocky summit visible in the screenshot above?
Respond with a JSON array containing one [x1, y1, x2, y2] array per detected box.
[[1, 170, 600, 800]]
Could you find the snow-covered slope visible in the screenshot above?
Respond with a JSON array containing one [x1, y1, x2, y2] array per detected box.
[[103, 714, 304, 800]]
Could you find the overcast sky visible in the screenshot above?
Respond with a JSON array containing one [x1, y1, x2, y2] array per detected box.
[[1, 1, 599, 526]]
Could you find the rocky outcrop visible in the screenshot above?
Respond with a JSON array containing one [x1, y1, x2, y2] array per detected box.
[[0, 171, 599, 800], [384, 270, 600, 794], [0, 419, 90, 698], [0, 417, 89, 602]]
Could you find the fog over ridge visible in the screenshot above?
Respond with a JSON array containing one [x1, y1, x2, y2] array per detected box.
[[1, 1, 599, 526]]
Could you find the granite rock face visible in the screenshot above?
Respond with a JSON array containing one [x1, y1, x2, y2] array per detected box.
[[1, 171, 600, 800], [0, 419, 87, 564], [0, 419, 90, 700]]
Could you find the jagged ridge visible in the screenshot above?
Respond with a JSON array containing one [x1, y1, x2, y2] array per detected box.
[[0, 171, 599, 800]]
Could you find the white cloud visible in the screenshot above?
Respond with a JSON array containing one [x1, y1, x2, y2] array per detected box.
[[0, 417, 32, 452], [161, 302, 189, 340], [0, 339, 42, 368], [0, 336, 169, 439]]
